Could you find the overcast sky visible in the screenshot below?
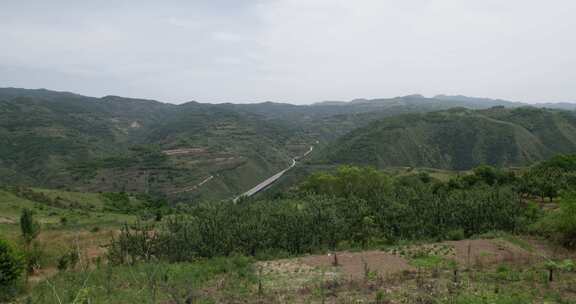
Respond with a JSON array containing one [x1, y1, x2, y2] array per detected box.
[[1, 0, 575, 104]]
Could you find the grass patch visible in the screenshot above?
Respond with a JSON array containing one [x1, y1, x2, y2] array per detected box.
[[410, 254, 446, 269], [477, 231, 535, 252], [26, 256, 255, 304]]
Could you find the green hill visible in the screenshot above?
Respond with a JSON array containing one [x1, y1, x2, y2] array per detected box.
[[2, 87, 576, 200], [0, 88, 304, 201], [317, 107, 576, 170]]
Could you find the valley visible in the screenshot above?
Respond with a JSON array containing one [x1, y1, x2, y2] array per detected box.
[[2, 88, 576, 201], [236, 144, 314, 201], [2, 88, 576, 303], [3, 2, 576, 302]]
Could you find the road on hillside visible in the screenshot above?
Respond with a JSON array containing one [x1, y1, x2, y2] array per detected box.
[[169, 175, 214, 194], [234, 145, 314, 202]]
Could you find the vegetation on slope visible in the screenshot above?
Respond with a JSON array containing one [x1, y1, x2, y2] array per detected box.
[[2, 154, 576, 302], [0, 88, 305, 201], [318, 107, 576, 170], [3, 88, 576, 200]]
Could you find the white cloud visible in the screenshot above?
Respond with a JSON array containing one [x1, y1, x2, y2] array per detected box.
[[0, 0, 575, 103], [253, 0, 576, 103]]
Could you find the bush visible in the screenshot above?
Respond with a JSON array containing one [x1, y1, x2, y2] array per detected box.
[[25, 242, 45, 275], [57, 250, 80, 271], [20, 208, 40, 245], [556, 191, 576, 247], [445, 228, 466, 241], [0, 239, 25, 298], [533, 191, 576, 247]]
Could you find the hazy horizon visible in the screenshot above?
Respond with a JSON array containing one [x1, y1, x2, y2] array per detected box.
[[6, 85, 576, 106], [1, 0, 575, 104]]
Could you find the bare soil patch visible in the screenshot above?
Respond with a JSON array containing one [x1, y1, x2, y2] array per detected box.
[[28, 267, 58, 284], [444, 239, 538, 266], [260, 238, 551, 286], [162, 148, 208, 156], [523, 237, 576, 260], [0, 216, 16, 224], [300, 250, 414, 280]]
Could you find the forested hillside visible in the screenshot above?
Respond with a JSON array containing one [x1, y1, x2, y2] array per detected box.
[[318, 107, 576, 170], [0, 88, 303, 201], [2, 87, 576, 200]]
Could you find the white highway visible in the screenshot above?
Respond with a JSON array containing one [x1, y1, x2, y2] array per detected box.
[[233, 145, 314, 202]]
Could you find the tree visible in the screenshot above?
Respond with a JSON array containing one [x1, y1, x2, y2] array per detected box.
[[541, 154, 576, 171], [20, 208, 40, 245], [556, 192, 576, 247], [473, 165, 498, 186]]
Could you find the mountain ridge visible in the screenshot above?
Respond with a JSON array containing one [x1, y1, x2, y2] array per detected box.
[[316, 107, 576, 170], [2, 86, 576, 199]]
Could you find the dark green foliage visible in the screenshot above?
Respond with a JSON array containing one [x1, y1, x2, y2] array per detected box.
[[20, 208, 40, 245], [110, 166, 532, 262], [300, 166, 392, 200], [445, 229, 466, 241], [72, 146, 168, 175], [102, 192, 133, 212], [473, 165, 516, 186], [522, 156, 576, 246], [519, 166, 565, 202], [442, 165, 518, 192], [534, 191, 576, 248], [0, 88, 299, 201], [57, 250, 80, 271], [4, 87, 576, 201], [540, 154, 576, 171], [517, 154, 576, 202], [556, 192, 576, 247], [318, 107, 576, 170], [0, 239, 24, 287]]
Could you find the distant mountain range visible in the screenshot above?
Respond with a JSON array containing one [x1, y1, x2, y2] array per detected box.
[[315, 94, 575, 110], [1, 87, 575, 200]]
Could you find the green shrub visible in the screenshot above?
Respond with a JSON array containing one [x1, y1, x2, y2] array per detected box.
[[556, 192, 576, 247], [20, 208, 40, 245], [57, 250, 80, 271], [534, 191, 576, 247], [446, 229, 466, 241], [0, 239, 25, 298]]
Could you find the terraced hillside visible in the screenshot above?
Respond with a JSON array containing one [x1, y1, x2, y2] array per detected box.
[[0, 88, 306, 201]]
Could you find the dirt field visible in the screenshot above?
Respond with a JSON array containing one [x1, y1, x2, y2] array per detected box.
[[300, 250, 413, 280], [258, 238, 554, 287], [444, 239, 537, 266]]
